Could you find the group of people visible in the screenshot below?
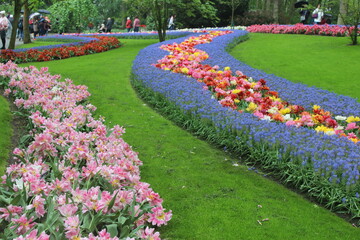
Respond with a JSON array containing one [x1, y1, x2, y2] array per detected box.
[[124, 15, 175, 32], [299, 4, 328, 25], [99, 17, 114, 33], [30, 15, 52, 38], [125, 17, 141, 32], [0, 10, 53, 50]]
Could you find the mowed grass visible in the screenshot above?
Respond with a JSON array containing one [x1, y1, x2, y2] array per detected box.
[[15, 41, 67, 49], [0, 95, 12, 175], [12, 38, 360, 239], [230, 33, 360, 101]]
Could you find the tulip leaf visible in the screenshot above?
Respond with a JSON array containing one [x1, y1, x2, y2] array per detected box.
[[119, 225, 130, 238], [106, 224, 119, 237], [118, 215, 127, 225], [10, 194, 21, 205]]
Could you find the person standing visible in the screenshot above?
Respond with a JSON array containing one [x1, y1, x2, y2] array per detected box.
[[133, 16, 140, 32], [44, 19, 51, 36], [106, 17, 113, 32], [168, 15, 176, 30], [33, 18, 39, 38], [6, 14, 12, 39], [312, 4, 324, 25], [17, 17, 24, 41], [126, 17, 132, 32], [299, 9, 309, 24], [0, 11, 9, 49]]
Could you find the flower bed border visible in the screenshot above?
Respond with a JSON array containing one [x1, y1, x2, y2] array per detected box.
[[131, 30, 360, 222]]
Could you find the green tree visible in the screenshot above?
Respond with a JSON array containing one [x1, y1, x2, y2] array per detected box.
[[49, 0, 100, 33], [8, 0, 24, 49], [337, 0, 347, 24], [338, 0, 360, 45], [152, 0, 169, 42], [93, 0, 123, 19], [174, 0, 219, 28], [221, 0, 244, 27]]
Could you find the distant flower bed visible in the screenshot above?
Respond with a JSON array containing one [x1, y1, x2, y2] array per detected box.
[[0, 32, 195, 64], [65, 31, 191, 39], [132, 30, 360, 220], [0, 62, 171, 239], [0, 36, 121, 63], [246, 23, 360, 37]]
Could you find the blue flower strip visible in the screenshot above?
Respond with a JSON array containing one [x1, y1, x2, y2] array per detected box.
[[132, 30, 360, 190]]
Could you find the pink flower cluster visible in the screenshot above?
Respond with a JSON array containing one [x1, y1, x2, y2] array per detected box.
[[246, 23, 359, 37], [0, 61, 171, 239], [154, 31, 360, 144]]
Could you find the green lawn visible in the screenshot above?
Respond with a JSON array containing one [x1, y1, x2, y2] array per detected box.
[[229, 33, 360, 102], [15, 38, 360, 239], [15, 41, 67, 49], [0, 95, 11, 175]]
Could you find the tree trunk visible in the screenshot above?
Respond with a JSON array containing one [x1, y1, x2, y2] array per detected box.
[[273, 0, 279, 23], [353, 25, 358, 45], [277, 0, 285, 23], [121, 3, 127, 28], [153, 0, 167, 42], [254, 0, 259, 9], [337, 0, 347, 25], [231, 0, 235, 28], [8, 0, 23, 49], [23, 1, 32, 44], [265, 0, 271, 11]]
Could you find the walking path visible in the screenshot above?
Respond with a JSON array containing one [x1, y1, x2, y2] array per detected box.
[[5, 36, 27, 49]]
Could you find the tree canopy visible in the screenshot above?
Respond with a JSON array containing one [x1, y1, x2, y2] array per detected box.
[[3, 0, 355, 44]]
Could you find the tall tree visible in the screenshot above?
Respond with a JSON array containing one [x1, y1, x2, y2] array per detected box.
[[173, 0, 219, 28], [273, 0, 279, 22], [93, 0, 123, 20], [338, 0, 360, 44], [49, 0, 100, 33], [8, 0, 24, 49], [337, 0, 346, 24], [152, 0, 168, 42], [22, 0, 31, 44], [221, 0, 244, 27], [265, 0, 271, 11]]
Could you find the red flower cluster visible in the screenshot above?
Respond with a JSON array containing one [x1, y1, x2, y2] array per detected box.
[[0, 36, 121, 63]]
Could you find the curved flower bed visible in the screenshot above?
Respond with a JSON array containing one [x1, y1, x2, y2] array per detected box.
[[246, 23, 360, 37], [131, 30, 360, 220], [0, 36, 121, 64], [0, 62, 171, 239], [154, 31, 359, 143]]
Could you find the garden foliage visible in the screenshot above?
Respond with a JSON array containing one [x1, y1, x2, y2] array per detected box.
[[1, 28, 360, 239]]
